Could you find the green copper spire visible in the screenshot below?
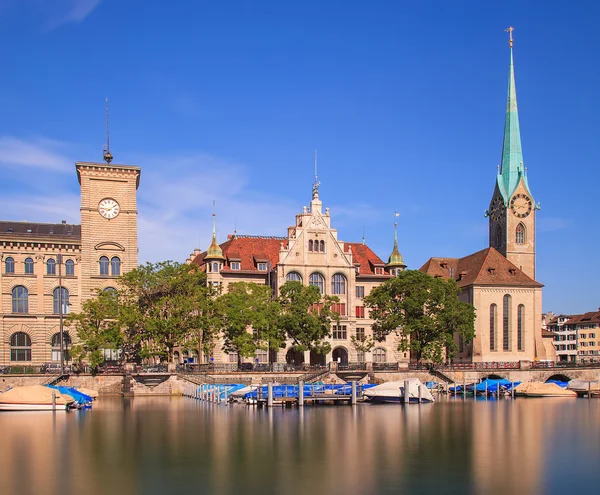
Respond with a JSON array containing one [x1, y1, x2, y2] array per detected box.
[[497, 28, 532, 202], [387, 215, 406, 268], [206, 213, 224, 260]]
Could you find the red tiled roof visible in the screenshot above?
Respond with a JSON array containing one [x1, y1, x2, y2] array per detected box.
[[419, 247, 543, 288], [192, 237, 386, 275], [192, 236, 286, 272], [564, 311, 600, 325], [344, 242, 387, 275]]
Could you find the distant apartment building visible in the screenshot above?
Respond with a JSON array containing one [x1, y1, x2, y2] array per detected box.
[[546, 310, 600, 363]]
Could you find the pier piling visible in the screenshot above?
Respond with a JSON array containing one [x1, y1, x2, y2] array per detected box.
[[298, 380, 304, 407], [351, 381, 357, 405], [267, 382, 273, 408], [403, 380, 410, 405]]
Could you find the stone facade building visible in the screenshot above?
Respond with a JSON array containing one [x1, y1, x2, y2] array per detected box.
[[188, 188, 408, 367], [0, 161, 140, 367], [546, 311, 600, 363]]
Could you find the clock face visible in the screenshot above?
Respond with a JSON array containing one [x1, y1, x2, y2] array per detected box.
[[488, 197, 505, 222], [98, 198, 120, 219], [510, 193, 533, 218]]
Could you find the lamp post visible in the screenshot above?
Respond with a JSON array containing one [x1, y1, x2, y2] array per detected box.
[[57, 253, 64, 375]]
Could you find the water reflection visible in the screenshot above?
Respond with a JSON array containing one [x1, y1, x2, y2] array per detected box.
[[0, 397, 598, 495]]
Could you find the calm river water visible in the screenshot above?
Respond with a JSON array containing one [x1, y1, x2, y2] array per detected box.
[[1, 396, 598, 495]]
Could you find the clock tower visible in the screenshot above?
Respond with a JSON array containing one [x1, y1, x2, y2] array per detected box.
[[77, 161, 141, 299], [487, 28, 537, 280]]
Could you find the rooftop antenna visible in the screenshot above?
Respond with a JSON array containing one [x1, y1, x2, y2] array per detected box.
[[312, 150, 320, 200], [233, 218, 237, 238], [362, 226, 365, 245], [103, 98, 113, 164]]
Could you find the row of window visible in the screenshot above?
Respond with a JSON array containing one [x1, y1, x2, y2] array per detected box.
[[555, 344, 577, 351], [580, 333, 597, 339], [207, 261, 268, 273], [308, 240, 325, 252], [226, 347, 389, 363], [4, 256, 121, 276], [489, 296, 525, 352], [10, 286, 117, 314], [9, 331, 71, 362]]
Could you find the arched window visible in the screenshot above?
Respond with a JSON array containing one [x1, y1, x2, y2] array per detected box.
[[10, 332, 31, 361], [517, 304, 525, 351], [99, 256, 109, 276], [47, 258, 56, 275], [308, 240, 313, 252], [111, 257, 121, 276], [503, 294, 511, 351], [103, 287, 118, 295], [12, 286, 29, 313], [308, 273, 325, 294], [173, 351, 181, 364], [51, 332, 72, 362], [516, 223, 526, 245], [331, 274, 346, 295], [490, 304, 497, 351], [5, 257, 14, 274], [373, 348, 387, 363], [212, 262, 219, 273], [53, 287, 69, 314], [319, 240, 325, 252], [286, 272, 302, 282], [65, 259, 75, 276], [495, 226, 503, 248], [24, 258, 34, 274]]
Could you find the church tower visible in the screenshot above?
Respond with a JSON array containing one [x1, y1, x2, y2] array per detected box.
[[487, 28, 537, 280]]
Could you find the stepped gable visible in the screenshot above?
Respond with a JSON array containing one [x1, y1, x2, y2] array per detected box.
[[0, 220, 81, 241], [419, 247, 542, 288], [344, 242, 387, 275], [192, 235, 287, 272]]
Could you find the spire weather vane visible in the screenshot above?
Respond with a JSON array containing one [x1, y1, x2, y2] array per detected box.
[[505, 26, 514, 48], [394, 211, 400, 228], [312, 150, 320, 200], [103, 98, 113, 164]]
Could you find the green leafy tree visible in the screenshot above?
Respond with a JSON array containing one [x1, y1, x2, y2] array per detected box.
[[364, 270, 475, 363], [66, 290, 122, 368], [118, 261, 210, 362], [217, 282, 282, 363], [277, 281, 339, 356]]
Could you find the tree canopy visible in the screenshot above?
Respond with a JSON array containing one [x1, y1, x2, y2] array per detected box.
[[364, 270, 475, 363]]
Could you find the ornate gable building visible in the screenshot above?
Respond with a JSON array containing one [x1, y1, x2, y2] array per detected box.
[[0, 159, 140, 367], [420, 32, 555, 364], [189, 186, 408, 367]]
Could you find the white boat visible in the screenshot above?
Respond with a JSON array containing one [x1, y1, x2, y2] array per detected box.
[[0, 385, 72, 411], [363, 378, 435, 404], [514, 382, 577, 398]]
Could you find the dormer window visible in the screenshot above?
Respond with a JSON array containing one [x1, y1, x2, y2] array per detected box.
[[231, 262, 240, 270], [508, 268, 516, 275], [488, 267, 496, 274], [375, 267, 384, 275], [257, 262, 267, 271]]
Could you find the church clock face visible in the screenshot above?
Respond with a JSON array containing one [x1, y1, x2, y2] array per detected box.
[[98, 198, 120, 219], [488, 197, 504, 222], [510, 193, 532, 218]]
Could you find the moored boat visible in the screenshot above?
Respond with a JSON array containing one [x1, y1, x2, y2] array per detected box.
[[363, 378, 435, 404], [0, 385, 73, 411], [514, 382, 577, 398]]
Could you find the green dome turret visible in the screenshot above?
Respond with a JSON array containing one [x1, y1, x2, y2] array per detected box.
[[387, 218, 406, 269], [205, 214, 225, 260]]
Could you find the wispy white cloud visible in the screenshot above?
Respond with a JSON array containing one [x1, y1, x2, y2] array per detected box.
[[31, 0, 103, 30], [0, 136, 72, 172], [538, 217, 569, 233]]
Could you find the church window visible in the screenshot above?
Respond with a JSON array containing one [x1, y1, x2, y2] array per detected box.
[[65, 259, 75, 276], [286, 272, 302, 282], [308, 240, 314, 252], [516, 223, 526, 245], [12, 286, 29, 313], [111, 257, 121, 276], [308, 273, 324, 294], [331, 274, 346, 295], [5, 257, 14, 274], [24, 257, 34, 274], [517, 305, 525, 351], [230, 262, 239, 270], [490, 304, 497, 351], [503, 294, 512, 351], [10, 332, 31, 362], [53, 287, 70, 314], [319, 240, 325, 252], [495, 226, 503, 247], [47, 258, 56, 275], [99, 256, 109, 276], [355, 286, 365, 298]]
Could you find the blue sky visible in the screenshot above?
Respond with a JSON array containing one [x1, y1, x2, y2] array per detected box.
[[0, 1, 598, 314]]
